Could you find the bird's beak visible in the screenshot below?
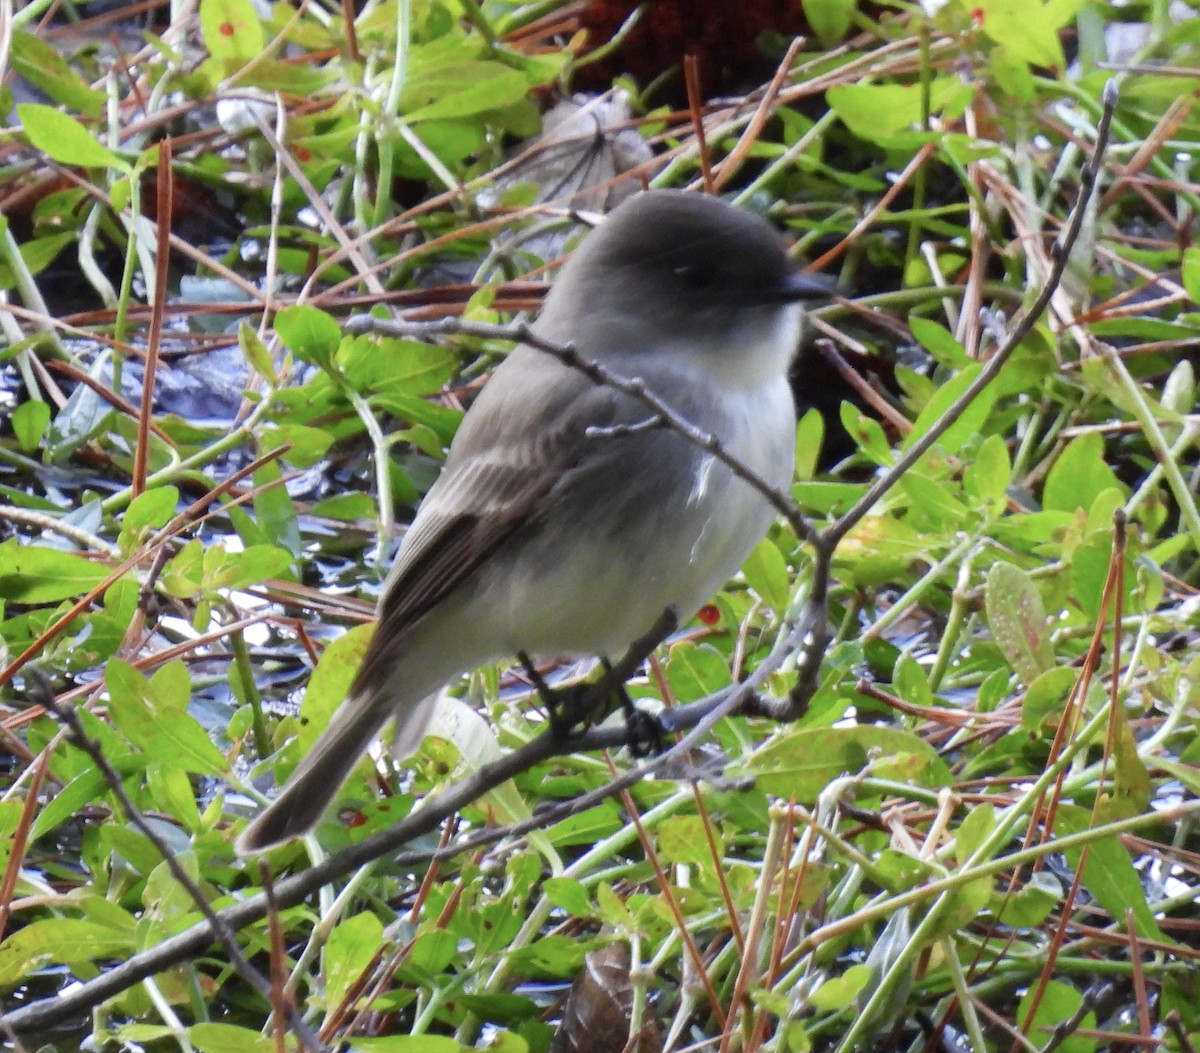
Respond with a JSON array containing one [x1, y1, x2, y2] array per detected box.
[[771, 270, 837, 303]]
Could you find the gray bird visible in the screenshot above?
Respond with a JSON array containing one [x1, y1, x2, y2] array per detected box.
[[237, 190, 825, 852]]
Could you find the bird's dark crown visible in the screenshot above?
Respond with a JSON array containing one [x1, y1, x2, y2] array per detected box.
[[578, 190, 796, 309]]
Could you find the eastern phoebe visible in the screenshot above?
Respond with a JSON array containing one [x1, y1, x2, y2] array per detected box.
[[238, 190, 825, 853]]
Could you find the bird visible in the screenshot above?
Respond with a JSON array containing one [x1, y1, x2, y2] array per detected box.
[[237, 189, 827, 853]]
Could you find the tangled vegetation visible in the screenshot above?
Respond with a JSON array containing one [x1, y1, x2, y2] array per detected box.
[[2, 1, 1200, 1050]]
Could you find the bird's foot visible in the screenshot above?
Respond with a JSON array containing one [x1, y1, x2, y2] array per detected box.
[[517, 652, 665, 754], [518, 652, 596, 736], [621, 698, 666, 757]]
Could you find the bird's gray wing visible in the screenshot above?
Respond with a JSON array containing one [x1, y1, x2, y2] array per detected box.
[[349, 362, 619, 695]]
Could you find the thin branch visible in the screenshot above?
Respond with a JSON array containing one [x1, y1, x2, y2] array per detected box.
[[131, 139, 172, 499], [1037, 982, 1111, 1053], [0, 505, 119, 556]]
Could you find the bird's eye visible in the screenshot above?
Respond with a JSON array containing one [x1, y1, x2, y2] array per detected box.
[[672, 263, 715, 287]]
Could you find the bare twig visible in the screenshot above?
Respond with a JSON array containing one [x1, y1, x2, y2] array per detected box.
[[131, 139, 172, 499], [0, 505, 119, 556], [684, 56, 714, 195]]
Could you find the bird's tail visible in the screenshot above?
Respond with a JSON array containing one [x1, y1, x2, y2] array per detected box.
[[235, 687, 434, 854]]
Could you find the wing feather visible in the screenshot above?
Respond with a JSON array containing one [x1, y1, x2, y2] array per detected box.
[[349, 361, 619, 696]]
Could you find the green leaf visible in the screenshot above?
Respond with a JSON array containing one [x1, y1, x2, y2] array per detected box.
[[893, 650, 932, 709], [105, 658, 229, 776], [750, 726, 952, 801], [990, 43, 1036, 100], [963, 433, 1011, 512], [657, 815, 722, 869], [1044, 432, 1123, 513], [800, 0, 855, 46], [795, 408, 825, 480], [903, 364, 999, 456], [827, 78, 973, 144], [17, 103, 128, 171], [1161, 359, 1195, 417], [930, 876, 993, 939], [274, 304, 342, 369], [0, 918, 134, 984], [45, 370, 113, 462], [975, 0, 1068, 71], [0, 232, 77, 290], [239, 322, 277, 385], [251, 458, 301, 556], [297, 624, 375, 750], [345, 1037, 464, 1053], [741, 537, 791, 614], [323, 912, 383, 1010], [663, 642, 733, 703], [311, 492, 376, 520], [342, 336, 457, 396], [188, 1023, 278, 1053], [992, 872, 1061, 928], [409, 930, 459, 974], [839, 402, 892, 466], [1109, 698, 1152, 816], [1018, 979, 1096, 1053], [30, 755, 150, 841], [507, 934, 586, 975], [161, 538, 204, 599], [835, 514, 929, 587], [546, 801, 622, 848], [542, 878, 592, 918], [9, 30, 105, 115], [199, 0, 265, 62], [372, 392, 465, 441], [985, 562, 1053, 684], [810, 964, 870, 1010], [908, 317, 972, 368], [1182, 247, 1200, 304], [204, 544, 293, 590], [1070, 532, 1119, 623], [1021, 666, 1079, 734], [0, 801, 22, 872], [955, 802, 996, 865], [120, 487, 179, 549], [147, 764, 203, 831], [402, 62, 529, 122], [899, 471, 968, 528], [117, 1026, 178, 1044], [0, 540, 108, 602], [261, 424, 334, 468], [1056, 803, 1164, 943], [12, 400, 50, 453], [595, 883, 634, 930]]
